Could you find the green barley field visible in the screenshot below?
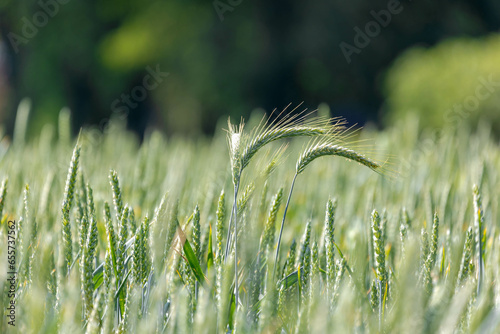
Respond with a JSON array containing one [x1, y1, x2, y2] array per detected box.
[[0, 106, 499, 333]]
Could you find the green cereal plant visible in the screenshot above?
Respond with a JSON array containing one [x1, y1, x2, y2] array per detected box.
[[22, 184, 38, 287], [332, 258, 346, 304], [215, 190, 225, 267], [311, 241, 319, 278], [192, 205, 201, 261], [370, 279, 379, 312], [224, 107, 345, 307], [428, 212, 440, 269], [192, 205, 201, 305], [81, 203, 98, 319], [258, 145, 286, 216], [236, 182, 255, 217], [164, 200, 179, 260], [16, 185, 27, 284], [261, 188, 284, 254], [457, 227, 474, 289], [215, 190, 225, 311], [110, 169, 124, 222], [278, 240, 297, 322], [129, 206, 137, 235], [103, 250, 112, 292], [420, 228, 430, 274], [285, 239, 297, 277], [61, 145, 80, 275], [133, 215, 151, 286], [86, 288, 105, 334], [300, 245, 311, 306], [399, 209, 409, 259], [275, 136, 385, 270], [371, 210, 387, 309], [324, 198, 337, 305], [77, 178, 89, 253], [297, 221, 312, 269], [473, 185, 484, 294], [117, 207, 130, 279], [250, 187, 285, 318], [0, 178, 8, 220]]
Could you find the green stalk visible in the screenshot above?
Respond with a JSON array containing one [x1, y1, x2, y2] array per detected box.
[[274, 173, 298, 275]]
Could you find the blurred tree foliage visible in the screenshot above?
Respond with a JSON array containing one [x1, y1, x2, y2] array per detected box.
[[0, 0, 499, 137], [384, 35, 500, 134]]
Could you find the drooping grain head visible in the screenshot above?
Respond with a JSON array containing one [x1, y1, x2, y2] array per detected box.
[[297, 143, 381, 175]]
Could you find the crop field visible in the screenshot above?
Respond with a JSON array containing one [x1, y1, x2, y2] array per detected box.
[[0, 108, 499, 333]]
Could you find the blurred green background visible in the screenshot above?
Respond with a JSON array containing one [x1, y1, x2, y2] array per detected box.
[[0, 0, 500, 138]]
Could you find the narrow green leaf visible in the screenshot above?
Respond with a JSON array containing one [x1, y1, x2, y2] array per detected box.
[[92, 263, 104, 290], [207, 224, 214, 272], [115, 270, 132, 300], [178, 226, 207, 285], [279, 270, 299, 289], [333, 241, 353, 277]]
